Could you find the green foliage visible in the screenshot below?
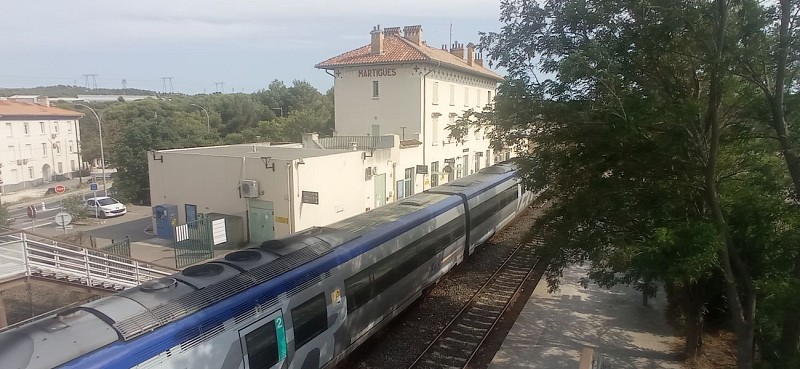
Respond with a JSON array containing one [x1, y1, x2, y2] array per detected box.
[[62, 194, 88, 220], [473, 0, 799, 365]]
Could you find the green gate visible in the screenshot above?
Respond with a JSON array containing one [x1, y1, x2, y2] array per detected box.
[[173, 215, 214, 268], [104, 236, 131, 257]]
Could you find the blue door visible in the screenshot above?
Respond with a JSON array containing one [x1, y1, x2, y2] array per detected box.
[[185, 204, 198, 223]]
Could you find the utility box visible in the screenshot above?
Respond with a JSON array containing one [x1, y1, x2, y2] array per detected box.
[[153, 204, 178, 239], [206, 213, 245, 248]]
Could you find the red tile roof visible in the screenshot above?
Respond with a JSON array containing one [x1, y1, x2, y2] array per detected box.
[[0, 100, 84, 118], [316, 34, 503, 81]]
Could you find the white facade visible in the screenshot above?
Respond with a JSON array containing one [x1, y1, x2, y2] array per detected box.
[[0, 100, 83, 194], [148, 145, 367, 244], [317, 25, 507, 198]]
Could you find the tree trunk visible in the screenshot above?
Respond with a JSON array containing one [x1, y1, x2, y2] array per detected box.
[[704, 2, 755, 367], [771, 0, 800, 360], [683, 282, 706, 358]]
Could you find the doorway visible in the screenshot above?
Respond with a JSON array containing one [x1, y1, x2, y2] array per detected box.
[[249, 199, 275, 244], [374, 173, 386, 208]]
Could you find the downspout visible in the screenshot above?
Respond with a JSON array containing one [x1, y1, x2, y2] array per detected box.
[[240, 157, 250, 243], [422, 61, 441, 191], [287, 162, 295, 234]]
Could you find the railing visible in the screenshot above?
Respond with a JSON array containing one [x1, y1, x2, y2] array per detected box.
[[319, 135, 394, 150], [0, 230, 174, 291]]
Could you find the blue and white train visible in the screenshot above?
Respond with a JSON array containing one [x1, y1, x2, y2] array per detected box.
[[0, 162, 534, 369]]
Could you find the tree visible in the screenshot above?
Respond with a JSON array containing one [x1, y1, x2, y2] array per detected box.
[[465, 0, 798, 366], [0, 202, 10, 226]]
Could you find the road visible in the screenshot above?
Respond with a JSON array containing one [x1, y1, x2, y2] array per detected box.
[[7, 204, 154, 244], [7, 190, 116, 231]]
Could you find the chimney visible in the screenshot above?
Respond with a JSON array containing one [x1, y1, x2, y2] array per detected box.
[[384, 27, 401, 37], [402, 25, 423, 45], [450, 42, 464, 60], [370, 25, 384, 55], [475, 52, 484, 67], [466, 43, 475, 66]]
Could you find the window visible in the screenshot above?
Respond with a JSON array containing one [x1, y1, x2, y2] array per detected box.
[[404, 167, 414, 197], [344, 217, 465, 312], [485, 150, 491, 167], [432, 82, 439, 105], [431, 116, 439, 144], [42, 143, 47, 157], [28, 166, 34, 178], [430, 161, 439, 187], [449, 114, 458, 141], [243, 319, 280, 369], [487, 90, 493, 105], [67, 121, 73, 133], [292, 293, 327, 349], [69, 140, 74, 152], [470, 186, 519, 227], [57, 162, 63, 174], [463, 155, 469, 175], [53, 122, 59, 133], [464, 87, 469, 107], [449, 84, 455, 106], [5, 123, 11, 137], [24, 123, 30, 135], [54, 143, 60, 154], [474, 154, 482, 172], [40, 122, 45, 133], [372, 80, 379, 98], [476, 88, 481, 107], [396, 179, 405, 200]]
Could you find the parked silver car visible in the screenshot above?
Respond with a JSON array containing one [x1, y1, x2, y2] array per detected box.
[[85, 196, 127, 218]]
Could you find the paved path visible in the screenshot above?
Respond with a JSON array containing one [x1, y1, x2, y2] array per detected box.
[[490, 265, 683, 369]]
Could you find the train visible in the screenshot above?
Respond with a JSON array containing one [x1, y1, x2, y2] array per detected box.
[[0, 162, 534, 369]]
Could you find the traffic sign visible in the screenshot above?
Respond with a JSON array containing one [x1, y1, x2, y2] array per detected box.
[[54, 184, 66, 194], [90, 183, 98, 191], [26, 205, 37, 219], [54, 212, 73, 226]]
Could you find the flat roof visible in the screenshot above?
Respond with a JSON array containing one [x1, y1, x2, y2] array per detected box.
[[159, 144, 353, 160]]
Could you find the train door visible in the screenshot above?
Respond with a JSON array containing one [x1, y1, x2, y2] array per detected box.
[[288, 287, 345, 369], [238, 309, 287, 369]]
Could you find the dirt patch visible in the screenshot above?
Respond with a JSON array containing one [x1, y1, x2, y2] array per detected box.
[[682, 330, 737, 369], [2, 281, 102, 326]]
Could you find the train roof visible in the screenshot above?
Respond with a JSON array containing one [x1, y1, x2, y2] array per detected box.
[[1, 163, 518, 368]]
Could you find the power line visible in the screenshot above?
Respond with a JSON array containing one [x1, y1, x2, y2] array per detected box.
[[161, 77, 174, 94], [214, 82, 225, 93], [82, 74, 98, 89]]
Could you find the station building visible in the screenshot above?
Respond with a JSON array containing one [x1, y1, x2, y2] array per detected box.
[[148, 25, 507, 245], [0, 99, 84, 194]]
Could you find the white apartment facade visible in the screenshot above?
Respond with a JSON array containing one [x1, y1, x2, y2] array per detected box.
[[0, 99, 83, 194], [316, 25, 507, 197]]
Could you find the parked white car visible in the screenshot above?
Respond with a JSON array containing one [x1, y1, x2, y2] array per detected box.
[[85, 196, 127, 218]]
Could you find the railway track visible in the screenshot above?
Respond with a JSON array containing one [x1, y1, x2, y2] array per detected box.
[[407, 236, 542, 369]]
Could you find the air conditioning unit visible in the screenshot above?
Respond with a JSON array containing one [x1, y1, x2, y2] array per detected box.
[[240, 180, 260, 198]]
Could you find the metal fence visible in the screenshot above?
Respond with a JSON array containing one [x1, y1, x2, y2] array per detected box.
[[319, 135, 394, 150], [173, 216, 214, 268], [0, 230, 173, 290], [103, 236, 131, 257]]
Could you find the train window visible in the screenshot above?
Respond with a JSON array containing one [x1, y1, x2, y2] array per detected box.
[[345, 270, 372, 312], [292, 293, 328, 349], [243, 319, 280, 369]]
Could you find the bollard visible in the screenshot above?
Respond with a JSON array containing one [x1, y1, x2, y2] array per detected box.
[[41, 201, 46, 211]]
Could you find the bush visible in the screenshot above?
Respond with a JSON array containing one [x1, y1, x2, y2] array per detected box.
[[62, 194, 88, 220]]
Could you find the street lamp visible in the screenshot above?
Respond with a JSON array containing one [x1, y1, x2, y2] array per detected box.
[[190, 103, 210, 131], [73, 103, 107, 194]]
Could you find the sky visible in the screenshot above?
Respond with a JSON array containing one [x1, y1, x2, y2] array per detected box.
[[1, 1, 505, 95]]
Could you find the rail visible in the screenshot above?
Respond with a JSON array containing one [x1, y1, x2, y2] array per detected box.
[[0, 230, 174, 291]]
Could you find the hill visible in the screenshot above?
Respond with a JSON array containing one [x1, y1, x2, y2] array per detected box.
[[0, 85, 158, 97]]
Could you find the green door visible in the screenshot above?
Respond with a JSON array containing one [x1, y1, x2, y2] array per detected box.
[[374, 173, 386, 208], [249, 200, 275, 244]]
